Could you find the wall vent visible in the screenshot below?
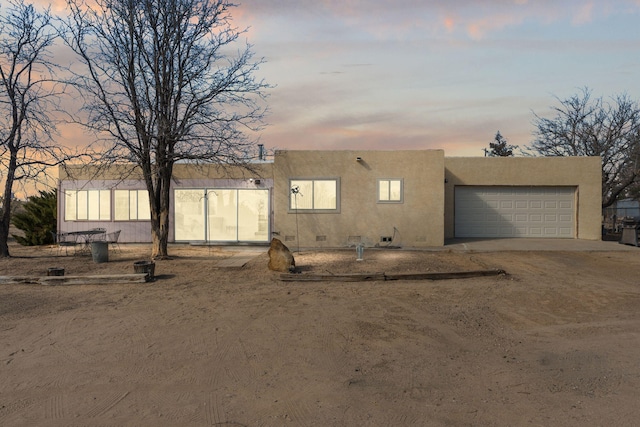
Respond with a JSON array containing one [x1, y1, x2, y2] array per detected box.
[[380, 236, 392, 242], [348, 235, 362, 243], [285, 235, 296, 241], [316, 235, 327, 242]]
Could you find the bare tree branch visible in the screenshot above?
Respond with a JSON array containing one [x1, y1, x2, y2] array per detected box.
[[61, 0, 271, 258], [530, 87, 640, 208], [0, 0, 77, 257]]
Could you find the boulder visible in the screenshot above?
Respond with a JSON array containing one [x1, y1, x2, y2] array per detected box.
[[268, 238, 296, 272]]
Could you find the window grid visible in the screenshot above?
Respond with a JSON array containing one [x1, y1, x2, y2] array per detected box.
[[289, 178, 339, 212], [64, 189, 111, 221], [378, 179, 403, 203], [114, 189, 151, 221]]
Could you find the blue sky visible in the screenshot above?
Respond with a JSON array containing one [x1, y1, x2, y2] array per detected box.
[[231, 0, 640, 156], [41, 0, 640, 157]]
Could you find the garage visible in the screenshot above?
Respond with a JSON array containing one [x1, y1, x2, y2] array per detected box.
[[454, 186, 575, 238]]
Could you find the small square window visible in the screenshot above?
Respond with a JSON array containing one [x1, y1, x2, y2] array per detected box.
[[378, 179, 403, 203]]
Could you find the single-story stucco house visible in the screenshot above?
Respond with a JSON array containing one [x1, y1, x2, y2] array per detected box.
[[57, 150, 602, 247]]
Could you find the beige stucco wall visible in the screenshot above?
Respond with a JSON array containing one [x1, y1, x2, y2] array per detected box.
[[273, 150, 445, 248], [58, 154, 602, 246], [444, 157, 602, 240]]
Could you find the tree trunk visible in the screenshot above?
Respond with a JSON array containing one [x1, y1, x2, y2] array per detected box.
[[151, 219, 169, 259], [0, 151, 18, 258], [149, 166, 172, 259], [0, 200, 11, 258]]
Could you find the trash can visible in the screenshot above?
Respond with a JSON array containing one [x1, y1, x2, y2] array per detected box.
[[91, 241, 109, 263], [619, 216, 640, 247], [133, 260, 155, 282]]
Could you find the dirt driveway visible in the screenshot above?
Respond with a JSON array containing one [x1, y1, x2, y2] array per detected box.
[[1, 243, 639, 426]]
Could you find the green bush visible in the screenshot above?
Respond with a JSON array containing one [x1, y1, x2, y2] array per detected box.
[[11, 190, 57, 246]]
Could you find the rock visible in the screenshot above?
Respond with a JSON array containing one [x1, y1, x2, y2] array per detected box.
[[268, 238, 296, 272]]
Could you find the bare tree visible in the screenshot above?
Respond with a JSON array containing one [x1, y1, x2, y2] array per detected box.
[[530, 87, 640, 208], [488, 131, 517, 157], [62, 0, 270, 258], [0, 0, 67, 257]]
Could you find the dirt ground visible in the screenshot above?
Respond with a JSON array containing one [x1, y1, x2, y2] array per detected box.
[[1, 242, 640, 426]]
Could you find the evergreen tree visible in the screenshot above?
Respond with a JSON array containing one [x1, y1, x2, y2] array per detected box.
[[489, 131, 517, 157], [11, 190, 56, 246]]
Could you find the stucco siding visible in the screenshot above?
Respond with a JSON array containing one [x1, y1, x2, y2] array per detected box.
[[273, 150, 445, 248], [57, 153, 602, 248]]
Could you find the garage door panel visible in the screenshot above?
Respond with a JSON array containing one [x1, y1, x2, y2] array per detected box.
[[486, 213, 500, 222], [528, 227, 542, 235], [500, 201, 513, 209], [529, 214, 543, 222], [544, 227, 560, 236], [559, 201, 572, 209], [514, 214, 528, 222], [514, 226, 528, 235], [455, 186, 575, 238], [558, 227, 573, 236], [501, 213, 513, 221]]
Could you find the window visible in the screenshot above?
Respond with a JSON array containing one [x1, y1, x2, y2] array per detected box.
[[378, 179, 403, 203], [64, 189, 111, 221], [174, 189, 206, 241], [290, 179, 339, 211], [173, 188, 271, 242], [114, 190, 151, 220]]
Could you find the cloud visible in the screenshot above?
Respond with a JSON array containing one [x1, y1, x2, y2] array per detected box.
[[572, 2, 595, 25], [239, 0, 640, 42], [15, 0, 640, 181]]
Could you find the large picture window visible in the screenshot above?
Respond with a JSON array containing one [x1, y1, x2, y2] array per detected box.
[[173, 188, 270, 243], [64, 189, 111, 221], [114, 189, 151, 220], [290, 179, 339, 212], [378, 179, 403, 203]]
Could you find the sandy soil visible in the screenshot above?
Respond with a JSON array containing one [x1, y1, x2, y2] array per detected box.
[[1, 242, 640, 426]]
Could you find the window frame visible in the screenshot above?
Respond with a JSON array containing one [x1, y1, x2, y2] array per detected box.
[[114, 189, 151, 221], [288, 178, 340, 213], [377, 178, 404, 203], [64, 189, 111, 221]]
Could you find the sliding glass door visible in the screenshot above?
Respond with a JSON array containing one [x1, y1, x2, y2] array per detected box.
[[174, 188, 269, 243]]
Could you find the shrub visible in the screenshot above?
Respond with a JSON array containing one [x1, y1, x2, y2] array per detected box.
[[11, 190, 57, 246]]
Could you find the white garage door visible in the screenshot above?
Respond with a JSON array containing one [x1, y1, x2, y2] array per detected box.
[[455, 186, 575, 238]]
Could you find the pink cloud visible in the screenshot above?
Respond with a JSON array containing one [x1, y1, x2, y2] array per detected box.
[[572, 2, 595, 25], [443, 16, 455, 31]]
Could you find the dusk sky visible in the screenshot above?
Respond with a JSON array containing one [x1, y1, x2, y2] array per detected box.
[[43, 0, 640, 156]]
